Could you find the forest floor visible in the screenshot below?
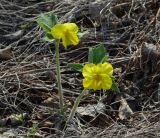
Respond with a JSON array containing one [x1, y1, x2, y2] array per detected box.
[[0, 0, 160, 137]]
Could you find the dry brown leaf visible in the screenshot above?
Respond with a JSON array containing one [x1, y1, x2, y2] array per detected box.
[[0, 46, 13, 60], [119, 96, 133, 120], [77, 102, 105, 118]]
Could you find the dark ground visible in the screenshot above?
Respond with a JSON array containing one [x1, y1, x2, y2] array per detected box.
[[0, 0, 160, 137]]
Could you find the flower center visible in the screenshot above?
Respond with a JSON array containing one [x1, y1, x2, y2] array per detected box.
[[94, 74, 101, 81]]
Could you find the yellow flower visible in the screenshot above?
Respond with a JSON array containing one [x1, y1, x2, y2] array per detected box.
[[82, 62, 113, 91], [51, 23, 79, 48]]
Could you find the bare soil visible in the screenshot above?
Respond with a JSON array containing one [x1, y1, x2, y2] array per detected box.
[[0, 0, 160, 137]]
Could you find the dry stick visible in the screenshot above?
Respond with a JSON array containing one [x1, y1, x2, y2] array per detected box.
[[0, 68, 55, 79]]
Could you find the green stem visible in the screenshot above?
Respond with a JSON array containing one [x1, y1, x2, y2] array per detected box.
[[55, 40, 64, 111], [66, 89, 87, 124]]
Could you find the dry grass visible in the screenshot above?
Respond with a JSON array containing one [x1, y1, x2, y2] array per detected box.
[[0, 0, 160, 137]]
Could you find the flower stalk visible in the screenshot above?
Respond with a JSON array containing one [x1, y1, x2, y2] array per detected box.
[[55, 40, 64, 111], [66, 89, 87, 124]]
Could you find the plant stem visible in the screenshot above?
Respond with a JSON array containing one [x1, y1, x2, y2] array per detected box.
[[55, 40, 64, 111], [66, 89, 87, 124]]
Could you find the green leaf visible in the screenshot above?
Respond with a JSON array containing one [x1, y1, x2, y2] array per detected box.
[[27, 123, 39, 137], [42, 36, 54, 43], [77, 30, 89, 38], [37, 13, 58, 33], [111, 79, 120, 93], [68, 63, 84, 71], [42, 33, 55, 42], [37, 21, 51, 32], [101, 54, 109, 63], [88, 44, 106, 64], [46, 33, 54, 39]]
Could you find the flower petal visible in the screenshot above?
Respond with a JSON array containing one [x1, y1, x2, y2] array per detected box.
[[68, 32, 79, 46], [101, 75, 112, 90], [63, 23, 78, 33], [62, 35, 70, 48], [98, 62, 113, 76], [62, 32, 79, 48], [93, 80, 102, 90], [83, 77, 93, 89], [82, 64, 95, 77], [51, 24, 66, 39]]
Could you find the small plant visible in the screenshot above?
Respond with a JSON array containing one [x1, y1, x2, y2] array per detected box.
[[67, 44, 119, 124], [37, 13, 80, 113], [27, 123, 39, 138], [37, 13, 119, 127]]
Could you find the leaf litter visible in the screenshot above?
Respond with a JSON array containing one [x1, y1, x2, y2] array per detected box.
[[0, 0, 160, 137]]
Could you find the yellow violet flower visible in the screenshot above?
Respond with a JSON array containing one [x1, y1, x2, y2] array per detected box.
[[82, 62, 113, 91], [51, 23, 79, 48]]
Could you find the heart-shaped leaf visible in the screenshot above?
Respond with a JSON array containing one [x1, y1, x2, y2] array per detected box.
[[88, 44, 106, 64], [37, 13, 58, 33]]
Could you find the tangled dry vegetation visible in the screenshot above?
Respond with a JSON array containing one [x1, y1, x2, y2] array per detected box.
[[0, 0, 160, 137]]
